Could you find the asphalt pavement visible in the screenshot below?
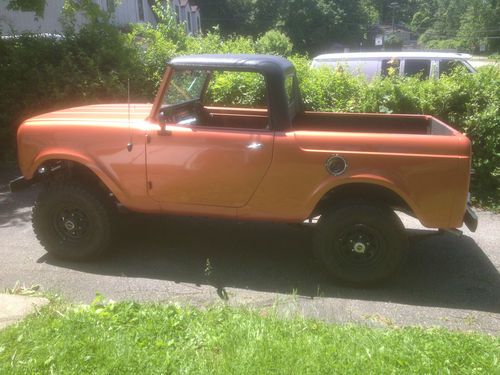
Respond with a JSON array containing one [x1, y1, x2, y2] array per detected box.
[[1, 163, 499, 334]]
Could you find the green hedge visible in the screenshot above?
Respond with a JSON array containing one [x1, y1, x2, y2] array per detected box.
[[0, 23, 144, 160], [0, 22, 498, 206]]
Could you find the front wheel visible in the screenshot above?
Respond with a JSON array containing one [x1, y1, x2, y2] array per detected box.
[[314, 203, 407, 285], [32, 183, 114, 261]]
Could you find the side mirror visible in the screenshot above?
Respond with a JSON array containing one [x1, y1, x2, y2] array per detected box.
[[158, 109, 168, 125], [157, 110, 172, 136]]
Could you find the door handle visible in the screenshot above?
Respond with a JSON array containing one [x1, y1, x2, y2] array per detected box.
[[247, 142, 263, 150]]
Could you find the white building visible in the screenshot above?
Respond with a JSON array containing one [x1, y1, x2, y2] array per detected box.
[[171, 0, 200, 35], [0, 0, 201, 35]]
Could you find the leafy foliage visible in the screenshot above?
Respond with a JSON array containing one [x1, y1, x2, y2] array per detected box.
[[0, 1, 143, 159], [194, 0, 500, 54], [3, 0, 45, 18], [127, 1, 186, 96], [399, 0, 500, 53], [256, 30, 293, 57], [3, 1, 499, 54], [193, 0, 371, 54], [206, 71, 267, 108]]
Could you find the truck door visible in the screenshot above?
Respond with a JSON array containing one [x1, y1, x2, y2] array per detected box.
[[146, 69, 274, 208]]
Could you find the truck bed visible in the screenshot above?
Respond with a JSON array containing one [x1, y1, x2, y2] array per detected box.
[[293, 112, 457, 136]]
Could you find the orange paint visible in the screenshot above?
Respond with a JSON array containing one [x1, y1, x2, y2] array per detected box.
[[16, 63, 472, 230]]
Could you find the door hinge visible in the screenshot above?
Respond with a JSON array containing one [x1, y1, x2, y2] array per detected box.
[[146, 134, 151, 143], [148, 181, 153, 190]]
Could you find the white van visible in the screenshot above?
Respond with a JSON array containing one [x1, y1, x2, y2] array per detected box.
[[311, 52, 476, 79]]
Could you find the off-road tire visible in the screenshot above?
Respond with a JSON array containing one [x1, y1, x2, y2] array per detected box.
[[32, 183, 114, 261], [314, 202, 408, 285]]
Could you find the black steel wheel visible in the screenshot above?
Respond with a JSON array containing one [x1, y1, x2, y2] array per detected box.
[[33, 183, 114, 260], [314, 202, 407, 285]]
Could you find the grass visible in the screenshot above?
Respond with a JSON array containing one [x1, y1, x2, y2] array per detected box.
[[0, 298, 498, 374]]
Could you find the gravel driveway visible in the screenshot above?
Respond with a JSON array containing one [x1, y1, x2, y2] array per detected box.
[[1, 163, 499, 334]]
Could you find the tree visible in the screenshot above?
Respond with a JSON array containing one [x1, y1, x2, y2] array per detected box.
[[416, 0, 500, 53], [3, 0, 46, 17], [256, 29, 293, 56], [190, 0, 255, 35], [456, 0, 500, 53], [193, 0, 371, 54]]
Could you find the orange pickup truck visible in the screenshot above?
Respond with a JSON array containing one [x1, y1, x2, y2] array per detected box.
[[10, 54, 477, 284]]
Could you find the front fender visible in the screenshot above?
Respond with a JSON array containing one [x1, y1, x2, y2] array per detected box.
[[26, 149, 129, 205]]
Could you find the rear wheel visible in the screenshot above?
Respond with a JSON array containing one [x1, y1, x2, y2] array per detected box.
[[33, 183, 114, 260], [314, 202, 407, 285]]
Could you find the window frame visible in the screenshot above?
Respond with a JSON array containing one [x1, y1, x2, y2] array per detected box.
[[381, 58, 401, 77], [137, 0, 145, 21], [401, 59, 431, 79], [159, 67, 274, 132]]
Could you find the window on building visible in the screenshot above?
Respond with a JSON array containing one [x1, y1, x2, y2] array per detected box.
[[187, 12, 192, 32], [196, 15, 200, 33], [106, 0, 115, 13], [175, 5, 180, 22], [137, 0, 144, 21]]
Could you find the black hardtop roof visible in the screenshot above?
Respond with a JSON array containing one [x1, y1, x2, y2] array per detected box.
[[169, 54, 294, 75]]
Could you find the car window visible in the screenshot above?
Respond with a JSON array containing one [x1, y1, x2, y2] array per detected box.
[[204, 71, 267, 108], [163, 69, 209, 106], [439, 60, 468, 75], [404, 59, 431, 79], [381, 58, 400, 77]]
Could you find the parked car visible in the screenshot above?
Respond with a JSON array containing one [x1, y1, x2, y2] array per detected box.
[[311, 52, 476, 79], [10, 54, 477, 285]]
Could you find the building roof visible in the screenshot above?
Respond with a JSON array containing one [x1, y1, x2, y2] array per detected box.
[[169, 54, 294, 75]]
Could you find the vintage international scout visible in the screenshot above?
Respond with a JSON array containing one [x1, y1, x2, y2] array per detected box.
[[10, 54, 478, 284]]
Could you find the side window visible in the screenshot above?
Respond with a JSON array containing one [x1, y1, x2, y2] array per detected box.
[[203, 71, 269, 130], [439, 60, 468, 76], [205, 71, 267, 108], [381, 58, 400, 77], [348, 60, 379, 79], [163, 69, 208, 106], [404, 59, 430, 78]]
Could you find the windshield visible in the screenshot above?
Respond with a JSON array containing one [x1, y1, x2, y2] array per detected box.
[[163, 69, 209, 106]]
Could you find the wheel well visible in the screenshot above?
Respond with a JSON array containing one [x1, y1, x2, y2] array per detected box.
[[36, 160, 115, 201], [313, 183, 413, 217]]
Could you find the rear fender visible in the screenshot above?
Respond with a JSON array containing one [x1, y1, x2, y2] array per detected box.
[[310, 174, 419, 218]]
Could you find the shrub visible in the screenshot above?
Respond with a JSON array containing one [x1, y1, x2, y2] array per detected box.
[[256, 30, 293, 57], [127, 1, 187, 97], [205, 71, 267, 107]]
